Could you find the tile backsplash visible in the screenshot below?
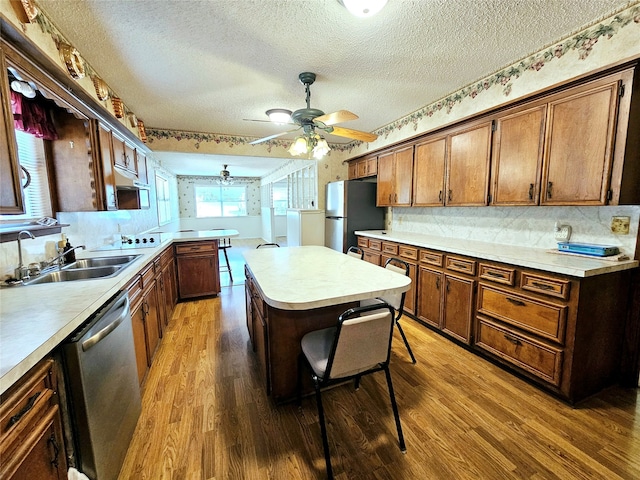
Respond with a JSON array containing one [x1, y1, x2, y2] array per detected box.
[[391, 205, 640, 257]]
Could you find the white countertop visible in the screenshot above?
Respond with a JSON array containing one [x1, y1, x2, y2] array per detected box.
[[355, 230, 638, 277], [243, 245, 411, 310], [0, 229, 238, 395]]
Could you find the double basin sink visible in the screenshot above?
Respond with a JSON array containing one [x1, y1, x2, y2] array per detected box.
[[23, 254, 141, 285]]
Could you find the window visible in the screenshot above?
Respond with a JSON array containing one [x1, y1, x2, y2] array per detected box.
[[195, 185, 247, 217], [156, 173, 172, 225], [0, 130, 52, 221]]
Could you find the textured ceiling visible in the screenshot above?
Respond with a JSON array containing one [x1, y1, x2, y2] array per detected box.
[[36, 0, 633, 177]]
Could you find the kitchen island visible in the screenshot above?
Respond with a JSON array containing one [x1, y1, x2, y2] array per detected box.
[[242, 246, 411, 403]]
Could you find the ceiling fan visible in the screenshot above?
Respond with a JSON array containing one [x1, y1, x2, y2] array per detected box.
[[249, 72, 378, 148]]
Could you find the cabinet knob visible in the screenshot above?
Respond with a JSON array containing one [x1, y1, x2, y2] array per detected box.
[[528, 183, 534, 201], [448, 190, 452, 202], [547, 181, 553, 199]]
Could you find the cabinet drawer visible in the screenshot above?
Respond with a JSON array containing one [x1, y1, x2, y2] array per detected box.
[[479, 264, 516, 286], [420, 250, 443, 266], [475, 316, 563, 386], [521, 272, 571, 300], [160, 247, 173, 267], [357, 237, 369, 248], [363, 251, 381, 265], [477, 285, 567, 343], [382, 242, 398, 255], [140, 263, 155, 289], [126, 276, 142, 304], [0, 359, 55, 441], [446, 256, 476, 275], [368, 239, 382, 251], [399, 245, 418, 261], [175, 241, 216, 255]]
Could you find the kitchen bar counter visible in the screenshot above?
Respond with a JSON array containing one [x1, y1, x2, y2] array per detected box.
[[243, 245, 411, 310], [0, 229, 238, 395], [355, 230, 638, 277]]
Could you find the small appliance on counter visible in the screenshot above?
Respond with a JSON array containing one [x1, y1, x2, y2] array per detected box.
[[557, 242, 620, 257]]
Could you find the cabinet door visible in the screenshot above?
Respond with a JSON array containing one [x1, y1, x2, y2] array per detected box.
[[176, 254, 219, 299], [0, 48, 24, 214], [161, 261, 177, 326], [3, 407, 67, 480], [394, 146, 414, 206], [413, 136, 446, 206], [541, 79, 620, 205], [143, 280, 161, 361], [376, 151, 394, 206], [348, 161, 357, 179], [491, 105, 546, 205], [442, 274, 475, 344], [96, 123, 118, 210], [245, 282, 255, 349], [129, 298, 148, 385], [366, 157, 377, 176], [404, 260, 418, 316], [252, 302, 270, 393], [417, 267, 443, 329], [137, 151, 148, 184], [446, 121, 492, 206]]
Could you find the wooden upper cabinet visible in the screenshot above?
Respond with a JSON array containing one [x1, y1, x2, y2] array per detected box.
[[112, 134, 137, 175], [376, 151, 395, 206], [490, 105, 546, 205], [0, 48, 24, 214], [446, 121, 492, 206], [541, 77, 621, 205], [413, 135, 447, 206], [95, 122, 118, 210], [377, 146, 413, 206], [348, 161, 358, 179], [137, 151, 148, 184], [394, 146, 414, 206]]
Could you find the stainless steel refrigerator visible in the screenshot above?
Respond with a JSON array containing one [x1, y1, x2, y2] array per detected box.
[[325, 180, 385, 253]]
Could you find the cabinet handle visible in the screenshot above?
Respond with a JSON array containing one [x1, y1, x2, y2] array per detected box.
[[435, 277, 440, 290], [506, 297, 526, 307], [49, 433, 61, 468], [547, 181, 553, 199], [531, 281, 554, 290], [7, 392, 41, 427], [445, 279, 450, 293], [438, 190, 442, 202], [452, 262, 467, 269], [528, 183, 534, 201], [448, 190, 452, 202], [486, 271, 505, 278], [503, 333, 522, 346]]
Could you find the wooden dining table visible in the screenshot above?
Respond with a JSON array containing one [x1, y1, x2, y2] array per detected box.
[[243, 246, 411, 403]]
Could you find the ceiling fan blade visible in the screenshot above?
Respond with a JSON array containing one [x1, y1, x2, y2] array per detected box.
[[314, 110, 359, 126], [249, 127, 300, 145], [329, 126, 378, 143]]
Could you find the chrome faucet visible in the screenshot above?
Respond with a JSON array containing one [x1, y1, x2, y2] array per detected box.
[[41, 245, 87, 270], [15, 230, 36, 280]]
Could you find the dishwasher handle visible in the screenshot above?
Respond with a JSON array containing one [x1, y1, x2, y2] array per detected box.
[[82, 295, 130, 352]]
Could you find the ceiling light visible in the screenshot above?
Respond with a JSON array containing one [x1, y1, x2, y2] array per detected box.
[[288, 133, 331, 159], [339, 0, 388, 17], [217, 165, 234, 185], [266, 108, 292, 124]]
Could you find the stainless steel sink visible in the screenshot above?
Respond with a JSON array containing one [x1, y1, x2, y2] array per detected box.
[[64, 255, 141, 269], [24, 266, 123, 285]]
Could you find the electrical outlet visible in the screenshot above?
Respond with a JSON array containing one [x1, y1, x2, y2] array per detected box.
[[611, 216, 630, 235], [554, 222, 572, 242]]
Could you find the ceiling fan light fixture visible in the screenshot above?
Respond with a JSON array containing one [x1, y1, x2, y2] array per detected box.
[[340, 0, 388, 17], [288, 136, 309, 156], [217, 164, 234, 185], [312, 137, 331, 159], [266, 108, 292, 124]]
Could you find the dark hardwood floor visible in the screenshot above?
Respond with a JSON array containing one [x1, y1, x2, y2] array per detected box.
[[119, 262, 640, 479]]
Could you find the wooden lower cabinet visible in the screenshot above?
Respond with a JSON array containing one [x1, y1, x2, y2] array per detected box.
[[417, 251, 476, 345], [175, 241, 220, 299], [127, 263, 162, 385], [0, 359, 67, 480], [361, 234, 632, 403]]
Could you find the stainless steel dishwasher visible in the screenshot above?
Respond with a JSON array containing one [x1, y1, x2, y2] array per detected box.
[[62, 290, 141, 480]]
